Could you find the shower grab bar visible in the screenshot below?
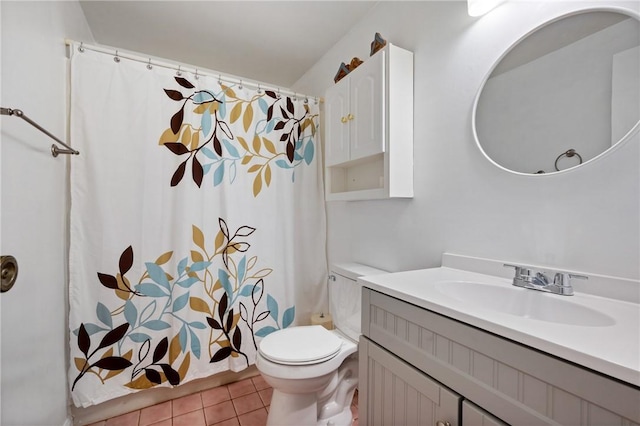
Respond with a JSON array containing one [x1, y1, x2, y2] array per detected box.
[[1, 107, 79, 157]]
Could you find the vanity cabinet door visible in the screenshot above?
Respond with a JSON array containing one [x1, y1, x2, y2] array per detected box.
[[359, 337, 461, 426], [462, 401, 508, 426]]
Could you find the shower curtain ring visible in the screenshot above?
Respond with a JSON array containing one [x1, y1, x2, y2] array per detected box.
[[239, 80, 243, 90], [194, 69, 199, 80], [146, 59, 153, 70], [277, 88, 281, 99], [257, 84, 263, 94], [113, 51, 120, 63], [176, 66, 182, 77], [304, 97, 309, 104], [218, 74, 222, 85], [78, 42, 85, 53], [314, 97, 319, 105]]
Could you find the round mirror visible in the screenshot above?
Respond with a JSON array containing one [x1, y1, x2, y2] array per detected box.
[[473, 9, 640, 175]]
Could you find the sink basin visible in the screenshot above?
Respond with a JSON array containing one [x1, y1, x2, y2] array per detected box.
[[434, 281, 616, 327]]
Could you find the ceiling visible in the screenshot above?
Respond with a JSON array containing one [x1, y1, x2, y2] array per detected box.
[[79, 1, 378, 88]]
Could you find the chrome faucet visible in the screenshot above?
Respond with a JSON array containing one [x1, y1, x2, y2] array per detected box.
[[504, 264, 587, 296]]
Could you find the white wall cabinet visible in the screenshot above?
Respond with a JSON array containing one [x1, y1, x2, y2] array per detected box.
[[324, 44, 413, 201], [360, 287, 640, 426]]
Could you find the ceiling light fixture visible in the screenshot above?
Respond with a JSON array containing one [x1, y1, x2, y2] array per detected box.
[[468, 0, 506, 17]]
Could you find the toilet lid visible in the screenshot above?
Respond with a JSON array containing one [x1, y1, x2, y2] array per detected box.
[[258, 325, 343, 365]]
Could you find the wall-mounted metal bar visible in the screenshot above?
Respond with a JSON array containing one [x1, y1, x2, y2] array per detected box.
[[1, 107, 79, 157]]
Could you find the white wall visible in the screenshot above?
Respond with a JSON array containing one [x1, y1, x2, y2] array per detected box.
[[1, 2, 94, 425], [293, 1, 640, 281]]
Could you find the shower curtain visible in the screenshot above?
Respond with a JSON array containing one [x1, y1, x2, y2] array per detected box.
[[68, 47, 326, 407]]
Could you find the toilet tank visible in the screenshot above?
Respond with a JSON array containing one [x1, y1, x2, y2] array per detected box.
[[329, 263, 387, 342]]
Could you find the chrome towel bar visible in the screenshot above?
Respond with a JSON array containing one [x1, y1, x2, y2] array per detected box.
[[1, 107, 79, 157]]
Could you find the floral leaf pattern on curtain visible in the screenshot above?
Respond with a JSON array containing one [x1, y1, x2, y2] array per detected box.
[[71, 218, 294, 392], [159, 77, 318, 196]]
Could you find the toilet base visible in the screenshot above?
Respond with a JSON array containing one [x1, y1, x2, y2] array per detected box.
[[266, 388, 355, 426]]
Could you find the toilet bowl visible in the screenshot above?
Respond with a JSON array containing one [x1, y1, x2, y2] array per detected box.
[[255, 263, 386, 426]]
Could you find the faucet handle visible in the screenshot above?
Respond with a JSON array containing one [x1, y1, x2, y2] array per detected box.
[[552, 272, 587, 295], [503, 263, 529, 277]]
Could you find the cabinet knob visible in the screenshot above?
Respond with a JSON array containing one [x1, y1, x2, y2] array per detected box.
[[341, 116, 348, 123], [347, 113, 354, 121], [435, 421, 451, 426]]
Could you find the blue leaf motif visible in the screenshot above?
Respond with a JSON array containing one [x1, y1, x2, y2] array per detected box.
[[282, 306, 295, 328], [275, 159, 292, 169], [237, 256, 246, 284], [124, 299, 138, 327], [239, 284, 258, 297], [73, 323, 106, 336], [222, 139, 240, 158], [295, 140, 302, 150], [136, 283, 168, 298], [213, 163, 225, 186], [189, 321, 207, 329], [202, 146, 219, 160], [201, 111, 212, 137], [129, 333, 151, 343], [177, 257, 188, 276], [218, 96, 226, 118], [96, 302, 113, 329], [267, 120, 275, 133], [190, 261, 211, 272], [190, 328, 201, 358], [203, 163, 213, 175], [145, 263, 170, 290], [294, 152, 303, 161], [175, 277, 200, 288], [179, 324, 188, 353], [142, 320, 171, 331], [258, 98, 268, 114], [173, 292, 189, 312], [194, 92, 215, 103], [218, 269, 233, 302], [254, 326, 277, 337], [303, 141, 314, 165], [267, 294, 279, 322]]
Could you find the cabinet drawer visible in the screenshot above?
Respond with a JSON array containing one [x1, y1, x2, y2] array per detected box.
[[359, 337, 461, 426], [361, 288, 640, 426]]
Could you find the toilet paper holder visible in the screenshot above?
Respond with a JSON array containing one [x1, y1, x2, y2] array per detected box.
[[1, 255, 19, 293]]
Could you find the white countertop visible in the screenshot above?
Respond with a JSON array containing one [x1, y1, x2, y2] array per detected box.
[[359, 267, 640, 387]]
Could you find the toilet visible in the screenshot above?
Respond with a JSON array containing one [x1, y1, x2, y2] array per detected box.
[[256, 263, 386, 426]]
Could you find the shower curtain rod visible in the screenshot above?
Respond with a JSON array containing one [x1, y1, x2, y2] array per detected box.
[[65, 39, 323, 104], [0, 107, 79, 157]]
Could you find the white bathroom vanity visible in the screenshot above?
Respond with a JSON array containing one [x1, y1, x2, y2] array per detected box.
[[357, 254, 640, 426]]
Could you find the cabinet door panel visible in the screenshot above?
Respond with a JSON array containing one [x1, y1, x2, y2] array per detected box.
[[462, 401, 508, 426], [350, 50, 385, 161], [360, 337, 460, 426], [325, 80, 350, 166]]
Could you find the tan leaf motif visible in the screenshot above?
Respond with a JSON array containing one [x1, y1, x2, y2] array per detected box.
[[247, 164, 261, 173], [230, 103, 243, 124], [212, 279, 223, 292], [189, 297, 211, 314], [178, 353, 191, 380], [263, 138, 276, 155], [181, 127, 192, 146], [169, 334, 182, 364], [246, 256, 258, 271], [192, 225, 206, 251], [159, 127, 180, 145], [214, 229, 226, 253], [251, 268, 273, 279], [237, 136, 249, 151], [252, 134, 261, 154], [193, 104, 209, 114], [155, 251, 173, 265], [243, 103, 253, 132], [74, 357, 87, 372], [253, 174, 262, 197], [221, 84, 236, 99], [264, 164, 272, 187], [241, 155, 252, 165], [191, 250, 204, 263]]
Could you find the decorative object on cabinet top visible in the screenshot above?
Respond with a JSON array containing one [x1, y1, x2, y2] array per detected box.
[[333, 33, 387, 83], [370, 32, 387, 56]]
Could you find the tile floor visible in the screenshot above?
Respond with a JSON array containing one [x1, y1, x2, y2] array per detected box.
[[89, 375, 359, 426]]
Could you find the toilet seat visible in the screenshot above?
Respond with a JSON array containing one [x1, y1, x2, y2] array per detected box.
[[259, 325, 343, 365]]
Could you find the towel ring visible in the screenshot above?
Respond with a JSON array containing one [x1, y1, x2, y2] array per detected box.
[[554, 149, 583, 171]]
